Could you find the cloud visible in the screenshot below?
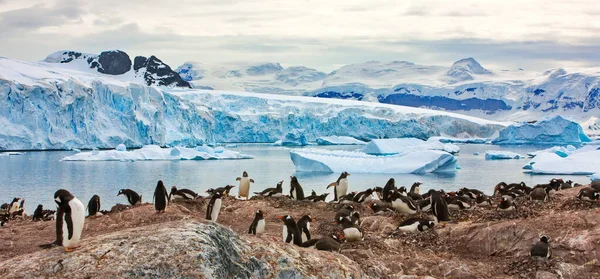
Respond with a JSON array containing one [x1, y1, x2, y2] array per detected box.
[[0, 0, 86, 31]]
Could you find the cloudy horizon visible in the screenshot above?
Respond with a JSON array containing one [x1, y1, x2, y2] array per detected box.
[[1, 0, 599, 72]]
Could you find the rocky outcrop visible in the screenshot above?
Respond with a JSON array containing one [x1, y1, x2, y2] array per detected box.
[[134, 55, 191, 88]]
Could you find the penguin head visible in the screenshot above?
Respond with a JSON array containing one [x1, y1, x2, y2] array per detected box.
[[344, 205, 354, 211], [398, 187, 407, 195], [365, 188, 373, 195], [311, 190, 317, 196], [117, 189, 125, 196], [205, 188, 215, 194], [276, 181, 284, 188], [351, 212, 360, 219], [225, 185, 235, 190], [594, 192, 600, 199], [54, 189, 74, 206], [171, 186, 178, 193], [157, 180, 165, 188], [36, 204, 43, 211], [242, 171, 248, 177], [385, 178, 395, 187], [341, 171, 350, 178], [539, 235, 550, 243], [277, 215, 294, 224], [290, 176, 297, 183], [256, 210, 264, 218], [214, 191, 223, 198], [427, 221, 435, 228], [373, 187, 382, 193]]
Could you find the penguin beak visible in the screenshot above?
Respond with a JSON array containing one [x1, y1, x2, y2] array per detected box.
[[333, 221, 339, 224], [277, 216, 285, 220]]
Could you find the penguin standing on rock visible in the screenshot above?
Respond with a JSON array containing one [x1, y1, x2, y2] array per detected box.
[[42, 189, 85, 252], [206, 192, 223, 222], [8, 198, 25, 216], [254, 181, 284, 197], [531, 235, 551, 260], [327, 172, 350, 202], [117, 189, 142, 205], [290, 176, 305, 201], [278, 215, 302, 245], [87, 195, 101, 217], [236, 171, 255, 200], [153, 180, 169, 213], [429, 190, 450, 223], [382, 178, 396, 202], [297, 215, 313, 242], [248, 210, 266, 235]]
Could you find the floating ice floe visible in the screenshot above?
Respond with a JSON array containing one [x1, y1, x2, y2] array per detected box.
[[289, 148, 457, 174], [0, 152, 24, 156], [430, 136, 489, 144], [492, 116, 591, 145], [485, 150, 525, 160], [591, 173, 599, 181], [362, 138, 459, 155], [61, 145, 253, 161], [115, 144, 127, 152], [527, 145, 577, 158], [523, 148, 600, 175], [274, 130, 309, 146], [315, 136, 367, 145]]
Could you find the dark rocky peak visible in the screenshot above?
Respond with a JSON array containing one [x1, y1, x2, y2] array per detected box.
[[134, 55, 191, 88]]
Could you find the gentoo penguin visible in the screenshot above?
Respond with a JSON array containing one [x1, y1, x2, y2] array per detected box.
[[117, 189, 142, 205], [373, 187, 384, 200], [408, 182, 423, 200], [0, 213, 8, 226], [32, 204, 55, 221], [297, 215, 313, 242], [419, 199, 432, 213], [335, 205, 354, 220], [561, 180, 573, 189], [577, 187, 600, 202], [236, 171, 255, 200], [52, 189, 86, 252], [397, 186, 408, 197], [327, 171, 350, 201], [353, 188, 373, 203], [530, 235, 551, 260], [311, 193, 329, 202], [475, 195, 493, 207], [248, 210, 266, 235], [337, 192, 357, 204], [429, 190, 450, 222], [382, 178, 396, 202], [459, 187, 485, 199], [169, 186, 199, 200], [289, 176, 305, 200], [0, 203, 8, 212], [305, 190, 319, 201], [335, 216, 363, 242], [497, 197, 517, 211], [529, 187, 548, 202], [389, 190, 419, 214], [397, 217, 435, 233], [206, 191, 223, 222], [153, 180, 169, 213], [350, 211, 361, 226], [536, 179, 563, 197], [278, 215, 302, 245], [87, 195, 101, 217], [300, 234, 344, 252], [254, 181, 284, 197], [497, 188, 519, 201], [445, 196, 473, 210], [592, 180, 600, 191], [207, 185, 236, 196], [8, 198, 25, 215], [367, 202, 395, 214]]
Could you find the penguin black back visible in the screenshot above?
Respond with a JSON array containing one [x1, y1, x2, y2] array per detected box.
[[32, 204, 44, 221], [248, 210, 265, 235], [153, 180, 169, 212], [117, 189, 141, 205], [429, 190, 450, 222], [53, 189, 75, 245], [206, 191, 223, 221], [297, 215, 313, 240], [382, 178, 396, 202], [279, 215, 302, 245], [531, 235, 551, 260], [290, 176, 305, 200], [87, 195, 101, 216]]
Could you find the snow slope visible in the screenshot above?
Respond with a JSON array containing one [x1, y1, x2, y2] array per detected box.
[[0, 55, 505, 150]]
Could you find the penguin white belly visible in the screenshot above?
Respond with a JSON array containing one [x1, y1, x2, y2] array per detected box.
[[581, 196, 594, 202], [171, 194, 184, 201], [362, 195, 372, 203], [301, 232, 308, 243], [498, 206, 514, 211], [421, 204, 432, 212], [343, 228, 362, 242], [255, 219, 265, 234], [9, 202, 20, 214], [239, 178, 250, 198], [183, 193, 195, 199], [282, 226, 288, 243], [447, 203, 461, 211], [414, 186, 420, 195], [271, 193, 283, 198], [291, 188, 297, 200], [210, 199, 222, 222], [337, 179, 349, 197], [392, 199, 417, 214], [63, 198, 86, 248], [398, 222, 420, 233]]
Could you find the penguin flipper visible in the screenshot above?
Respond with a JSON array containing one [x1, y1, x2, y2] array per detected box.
[[250, 179, 255, 183], [236, 177, 241, 181], [65, 210, 74, 240], [327, 182, 337, 188], [285, 233, 293, 243]]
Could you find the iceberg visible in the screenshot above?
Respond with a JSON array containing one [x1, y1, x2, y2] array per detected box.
[[523, 149, 600, 175], [492, 116, 592, 145], [274, 130, 309, 146], [61, 145, 253, 161], [484, 150, 524, 160], [289, 148, 457, 174], [430, 136, 489, 144], [591, 173, 599, 181], [0, 152, 24, 156], [527, 145, 577, 158], [362, 138, 459, 155], [316, 136, 367, 145]]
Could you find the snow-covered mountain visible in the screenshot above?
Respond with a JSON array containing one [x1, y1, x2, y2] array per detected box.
[[176, 58, 600, 128], [0, 54, 504, 150]]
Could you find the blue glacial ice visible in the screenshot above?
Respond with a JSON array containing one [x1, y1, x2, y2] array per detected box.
[[274, 129, 309, 146], [362, 138, 460, 155], [289, 148, 458, 174], [591, 173, 599, 181], [61, 144, 253, 161], [492, 116, 592, 145], [526, 145, 577, 158], [484, 150, 524, 160], [522, 146, 600, 174], [316, 136, 367, 145]]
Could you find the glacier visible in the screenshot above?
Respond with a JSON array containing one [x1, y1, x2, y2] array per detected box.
[[289, 149, 458, 174], [61, 145, 253, 161], [0, 55, 506, 151], [274, 129, 309, 146], [362, 138, 460, 155], [316, 136, 367, 145], [484, 150, 524, 160], [491, 116, 591, 145]]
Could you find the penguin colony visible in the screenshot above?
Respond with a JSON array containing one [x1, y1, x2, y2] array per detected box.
[[1, 171, 597, 258]]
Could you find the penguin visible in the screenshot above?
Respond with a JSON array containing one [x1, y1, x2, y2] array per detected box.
[[382, 178, 396, 202], [389, 190, 419, 214], [561, 180, 573, 189], [169, 186, 199, 200], [350, 211, 361, 226], [445, 196, 473, 210], [353, 188, 373, 203], [248, 210, 266, 235], [335, 216, 363, 242], [236, 171, 255, 200], [497, 188, 518, 201], [408, 182, 423, 200], [577, 187, 600, 202], [497, 197, 517, 211], [8, 198, 24, 215], [429, 190, 450, 222], [289, 176, 305, 201], [0, 213, 8, 226], [87, 195, 101, 217], [397, 186, 408, 196], [205, 191, 223, 222], [327, 171, 350, 201], [208, 185, 236, 196], [117, 189, 142, 205], [397, 217, 435, 233], [305, 190, 319, 201], [373, 187, 384, 200], [297, 215, 313, 242], [50, 189, 86, 252], [254, 181, 284, 197], [530, 235, 551, 260], [334, 205, 354, 220], [32, 204, 55, 221], [278, 215, 302, 245], [475, 195, 493, 207], [529, 187, 548, 202], [592, 181, 600, 191], [458, 187, 485, 199], [337, 192, 357, 204], [367, 202, 395, 214], [0, 203, 8, 214], [311, 193, 329, 202], [536, 179, 563, 197], [300, 234, 344, 252], [153, 180, 169, 213], [419, 198, 432, 213]]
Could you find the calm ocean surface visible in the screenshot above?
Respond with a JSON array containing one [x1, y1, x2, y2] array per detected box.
[[0, 144, 591, 213]]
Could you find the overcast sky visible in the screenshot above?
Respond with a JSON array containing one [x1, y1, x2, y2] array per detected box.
[[1, 0, 599, 72]]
